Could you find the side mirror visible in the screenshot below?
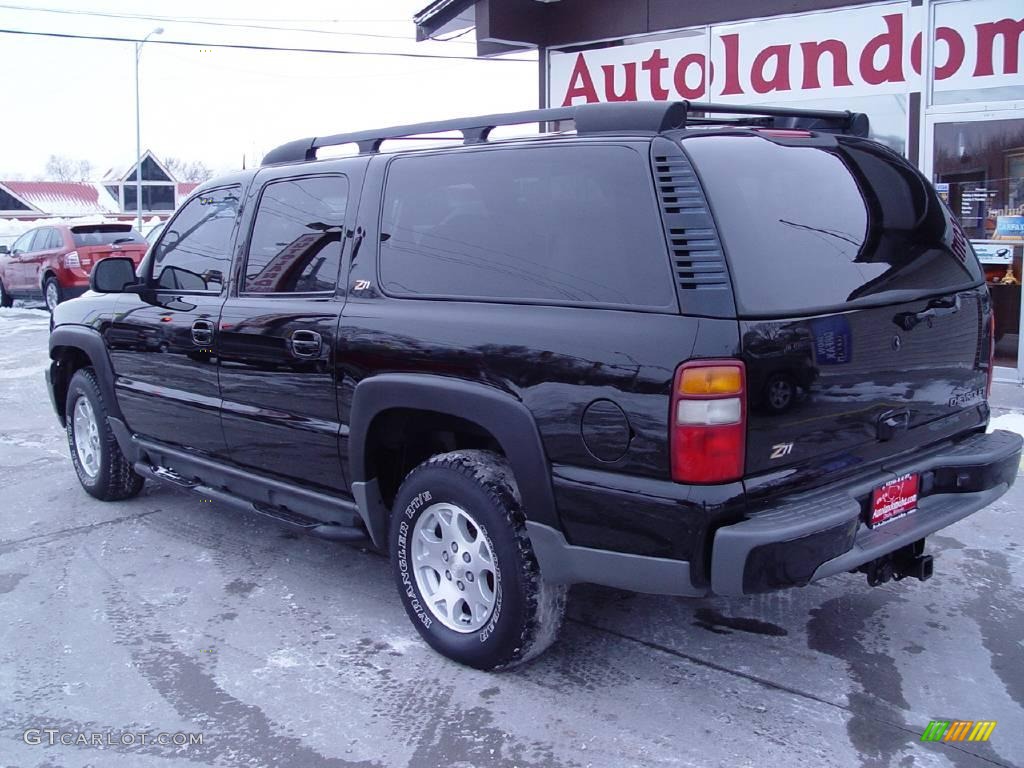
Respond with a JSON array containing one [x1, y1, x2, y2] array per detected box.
[[90, 257, 139, 293], [0, 245, 8, 255]]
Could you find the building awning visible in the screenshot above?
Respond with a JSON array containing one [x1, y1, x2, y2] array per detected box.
[[413, 0, 476, 42]]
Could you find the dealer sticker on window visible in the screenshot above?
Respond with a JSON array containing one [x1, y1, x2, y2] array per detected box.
[[870, 474, 919, 528]]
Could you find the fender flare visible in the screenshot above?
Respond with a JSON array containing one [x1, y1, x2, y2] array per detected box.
[[348, 373, 561, 547], [48, 325, 123, 423]]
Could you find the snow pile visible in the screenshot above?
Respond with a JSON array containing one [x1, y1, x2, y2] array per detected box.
[[988, 411, 1024, 437]]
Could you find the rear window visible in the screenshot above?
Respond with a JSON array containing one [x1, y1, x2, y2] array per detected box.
[[378, 145, 675, 309], [71, 225, 144, 247], [683, 135, 982, 316]]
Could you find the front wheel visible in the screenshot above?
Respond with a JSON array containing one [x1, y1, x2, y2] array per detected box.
[[0, 278, 12, 308], [390, 450, 567, 670], [65, 368, 144, 501]]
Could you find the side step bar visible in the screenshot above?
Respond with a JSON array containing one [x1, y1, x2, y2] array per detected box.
[[133, 462, 370, 543]]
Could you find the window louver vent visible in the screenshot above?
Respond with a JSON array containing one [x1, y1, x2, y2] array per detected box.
[[653, 149, 730, 291]]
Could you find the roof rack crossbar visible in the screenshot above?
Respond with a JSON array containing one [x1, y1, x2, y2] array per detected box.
[[261, 101, 868, 166]]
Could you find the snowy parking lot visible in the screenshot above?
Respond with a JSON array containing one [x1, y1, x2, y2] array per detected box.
[[1, 304, 1023, 768]]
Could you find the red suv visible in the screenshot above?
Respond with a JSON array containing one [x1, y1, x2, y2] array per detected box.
[[0, 223, 147, 311]]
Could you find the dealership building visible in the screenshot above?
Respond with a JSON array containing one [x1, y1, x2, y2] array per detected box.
[[416, 0, 1024, 379]]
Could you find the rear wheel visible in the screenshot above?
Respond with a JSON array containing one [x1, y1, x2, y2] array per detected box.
[[0, 278, 12, 308], [44, 276, 62, 312], [65, 368, 144, 501], [390, 450, 567, 670]]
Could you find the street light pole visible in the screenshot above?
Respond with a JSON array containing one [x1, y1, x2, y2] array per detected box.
[[134, 27, 163, 232]]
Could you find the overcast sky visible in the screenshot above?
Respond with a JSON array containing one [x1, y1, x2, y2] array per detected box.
[[0, 0, 537, 179]]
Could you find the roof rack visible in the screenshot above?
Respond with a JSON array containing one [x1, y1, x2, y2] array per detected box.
[[261, 101, 869, 166]]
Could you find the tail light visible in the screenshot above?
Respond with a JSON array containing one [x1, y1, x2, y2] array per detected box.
[[986, 311, 996, 399], [670, 360, 746, 484], [63, 251, 80, 269]]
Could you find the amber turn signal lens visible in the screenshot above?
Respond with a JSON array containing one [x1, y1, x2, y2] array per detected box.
[[678, 365, 743, 395]]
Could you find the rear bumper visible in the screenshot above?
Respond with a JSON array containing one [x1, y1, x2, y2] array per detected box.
[[710, 429, 1021, 596]]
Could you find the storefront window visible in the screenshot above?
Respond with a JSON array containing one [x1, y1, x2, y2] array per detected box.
[[934, 119, 1024, 370]]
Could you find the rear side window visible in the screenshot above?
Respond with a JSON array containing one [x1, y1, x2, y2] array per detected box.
[[153, 186, 240, 292], [243, 175, 348, 293], [684, 135, 982, 316], [71, 225, 144, 247], [378, 145, 675, 309]]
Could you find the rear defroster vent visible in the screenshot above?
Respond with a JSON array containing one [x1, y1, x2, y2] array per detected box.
[[651, 138, 734, 315]]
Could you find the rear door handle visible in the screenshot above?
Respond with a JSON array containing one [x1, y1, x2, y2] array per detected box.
[[191, 319, 214, 346], [290, 329, 322, 358]]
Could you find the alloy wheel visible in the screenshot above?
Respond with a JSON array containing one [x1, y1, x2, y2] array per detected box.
[[411, 502, 498, 633]]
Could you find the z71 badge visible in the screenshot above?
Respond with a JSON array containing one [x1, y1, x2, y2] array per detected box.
[[770, 443, 794, 459]]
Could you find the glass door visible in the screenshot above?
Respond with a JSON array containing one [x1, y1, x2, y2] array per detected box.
[[925, 111, 1024, 383]]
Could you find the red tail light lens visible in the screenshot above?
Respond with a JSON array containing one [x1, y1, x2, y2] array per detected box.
[[671, 360, 746, 484]]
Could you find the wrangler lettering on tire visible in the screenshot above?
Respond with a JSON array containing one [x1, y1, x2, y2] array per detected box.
[[389, 450, 567, 670]]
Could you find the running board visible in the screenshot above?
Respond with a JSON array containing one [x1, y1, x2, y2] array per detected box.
[[133, 462, 369, 543]]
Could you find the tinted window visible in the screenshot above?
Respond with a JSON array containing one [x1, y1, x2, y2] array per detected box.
[[46, 229, 65, 249], [244, 176, 348, 293], [27, 229, 48, 252], [379, 146, 675, 308], [152, 187, 239, 292], [684, 135, 982, 315], [71, 225, 144, 247]]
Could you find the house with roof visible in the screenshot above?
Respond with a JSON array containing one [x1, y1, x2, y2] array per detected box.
[[0, 151, 198, 222]]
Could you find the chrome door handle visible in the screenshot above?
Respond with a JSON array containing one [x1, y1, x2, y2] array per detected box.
[[290, 329, 322, 358], [191, 319, 214, 346]]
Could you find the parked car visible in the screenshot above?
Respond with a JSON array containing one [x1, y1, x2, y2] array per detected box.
[[0, 223, 147, 311], [45, 101, 1021, 670]]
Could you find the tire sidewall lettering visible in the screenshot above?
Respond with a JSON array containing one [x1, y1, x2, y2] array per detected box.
[[396, 518, 432, 629]]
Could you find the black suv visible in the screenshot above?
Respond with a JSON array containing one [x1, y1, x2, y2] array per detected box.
[[46, 102, 1022, 670]]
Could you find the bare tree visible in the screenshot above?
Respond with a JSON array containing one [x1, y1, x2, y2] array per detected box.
[[45, 155, 76, 181], [164, 157, 214, 182], [44, 155, 94, 181]]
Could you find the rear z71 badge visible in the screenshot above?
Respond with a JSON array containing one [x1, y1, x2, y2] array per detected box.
[[770, 442, 794, 459]]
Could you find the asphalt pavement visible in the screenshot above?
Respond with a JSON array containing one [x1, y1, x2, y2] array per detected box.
[[1, 304, 1022, 768]]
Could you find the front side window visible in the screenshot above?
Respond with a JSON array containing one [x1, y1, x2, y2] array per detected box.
[[11, 231, 34, 254], [152, 186, 240, 292], [243, 175, 348, 293], [378, 145, 675, 308]]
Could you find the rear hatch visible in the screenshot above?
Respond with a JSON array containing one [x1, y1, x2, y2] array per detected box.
[[682, 132, 991, 496], [70, 224, 148, 270]]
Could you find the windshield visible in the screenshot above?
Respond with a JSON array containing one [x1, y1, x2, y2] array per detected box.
[[71, 225, 145, 247], [683, 134, 982, 316]]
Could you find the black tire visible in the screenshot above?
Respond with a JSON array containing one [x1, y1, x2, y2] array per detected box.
[[65, 368, 144, 501], [390, 449, 567, 670], [0, 278, 12, 308], [44, 276, 62, 312]]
